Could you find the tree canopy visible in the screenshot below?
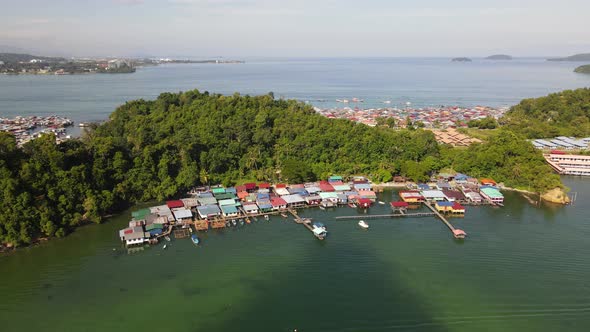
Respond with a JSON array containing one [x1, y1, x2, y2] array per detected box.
[[502, 88, 590, 138]]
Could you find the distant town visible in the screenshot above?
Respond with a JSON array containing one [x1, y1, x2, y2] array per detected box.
[[0, 53, 244, 75], [314, 104, 507, 129]]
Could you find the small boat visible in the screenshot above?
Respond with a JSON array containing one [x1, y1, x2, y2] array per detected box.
[[164, 236, 171, 242], [311, 222, 328, 239], [358, 220, 369, 229], [191, 234, 200, 245], [246, 218, 251, 224], [162, 244, 167, 250], [348, 202, 357, 208], [231, 219, 237, 227], [378, 201, 385, 205], [264, 215, 270, 221], [319, 205, 326, 210], [239, 220, 245, 226], [281, 213, 288, 218]]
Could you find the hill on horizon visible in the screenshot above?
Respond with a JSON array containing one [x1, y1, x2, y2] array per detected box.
[[0, 53, 66, 64], [485, 54, 512, 60], [547, 53, 590, 62]]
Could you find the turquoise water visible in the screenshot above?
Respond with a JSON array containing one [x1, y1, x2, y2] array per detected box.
[[1, 177, 589, 331], [1, 57, 589, 126]]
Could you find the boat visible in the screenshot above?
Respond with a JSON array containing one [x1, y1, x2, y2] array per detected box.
[[281, 213, 288, 218], [358, 220, 369, 229], [311, 222, 328, 239], [191, 234, 200, 245], [319, 205, 325, 210], [231, 219, 237, 227], [378, 201, 385, 205], [348, 202, 357, 208], [264, 215, 270, 221], [164, 236, 171, 242], [162, 244, 167, 250]]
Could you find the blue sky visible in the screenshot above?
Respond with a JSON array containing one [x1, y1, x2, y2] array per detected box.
[[0, 0, 588, 57]]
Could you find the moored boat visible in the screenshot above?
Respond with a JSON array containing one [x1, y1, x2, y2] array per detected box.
[[264, 215, 270, 221], [378, 201, 385, 205], [358, 220, 369, 229], [191, 234, 200, 245], [348, 202, 357, 208], [164, 236, 171, 242], [312, 222, 328, 239]]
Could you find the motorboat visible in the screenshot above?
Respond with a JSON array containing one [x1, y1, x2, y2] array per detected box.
[[348, 202, 357, 208], [378, 201, 385, 205], [312, 222, 328, 239], [231, 219, 237, 227], [162, 244, 167, 250], [358, 220, 369, 229], [191, 234, 200, 245], [164, 236, 171, 242], [281, 213, 288, 218], [264, 215, 270, 221]]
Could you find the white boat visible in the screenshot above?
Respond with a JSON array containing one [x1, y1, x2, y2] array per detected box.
[[164, 236, 171, 242], [264, 215, 270, 221], [378, 201, 385, 205], [358, 220, 369, 229], [162, 244, 168, 249], [312, 222, 328, 239]]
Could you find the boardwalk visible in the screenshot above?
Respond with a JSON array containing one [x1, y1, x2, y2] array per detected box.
[[287, 209, 324, 240], [423, 202, 467, 239], [335, 213, 435, 220]]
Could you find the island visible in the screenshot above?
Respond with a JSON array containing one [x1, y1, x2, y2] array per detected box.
[[574, 64, 590, 74], [451, 57, 472, 62], [485, 54, 513, 60], [0, 53, 245, 75], [2, 88, 581, 248], [547, 53, 590, 62]]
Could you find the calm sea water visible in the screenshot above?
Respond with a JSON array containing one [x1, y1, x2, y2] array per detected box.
[[0, 177, 589, 332], [1, 57, 589, 126]]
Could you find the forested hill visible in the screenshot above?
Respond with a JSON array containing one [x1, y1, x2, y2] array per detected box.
[[0, 53, 65, 63], [501, 88, 590, 138], [0, 91, 441, 246], [94, 91, 440, 195]]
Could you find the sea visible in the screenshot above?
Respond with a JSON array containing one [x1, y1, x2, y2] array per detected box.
[[1, 57, 589, 125], [1, 58, 590, 332]]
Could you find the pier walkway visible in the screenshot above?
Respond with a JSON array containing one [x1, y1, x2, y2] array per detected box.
[[423, 202, 466, 239], [335, 213, 435, 220], [287, 209, 324, 240]]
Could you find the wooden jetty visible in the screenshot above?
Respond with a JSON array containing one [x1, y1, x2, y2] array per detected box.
[[423, 202, 466, 239], [287, 209, 324, 240], [173, 228, 191, 239], [335, 213, 435, 220]]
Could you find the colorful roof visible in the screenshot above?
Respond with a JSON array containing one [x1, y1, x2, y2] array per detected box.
[[166, 200, 184, 209], [271, 197, 287, 206], [480, 187, 503, 198], [390, 201, 409, 207]]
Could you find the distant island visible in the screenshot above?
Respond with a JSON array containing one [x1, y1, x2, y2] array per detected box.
[[547, 53, 590, 62], [451, 57, 472, 62], [574, 65, 590, 74], [0, 53, 244, 75], [485, 54, 512, 60]]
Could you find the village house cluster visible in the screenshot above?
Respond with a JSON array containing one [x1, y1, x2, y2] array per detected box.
[[1, 115, 73, 146], [429, 128, 482, 147], [314, 105, 507, 128], [118, 173, 506, 246]]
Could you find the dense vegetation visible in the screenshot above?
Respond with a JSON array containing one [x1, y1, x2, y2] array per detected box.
[[443, 130, 563, 191], [0, 90, 571, 246], [502, 88, 590, 138], [467, 117, 498, 129], [0, 91, 440, 246], [574, 65, 590, 74]]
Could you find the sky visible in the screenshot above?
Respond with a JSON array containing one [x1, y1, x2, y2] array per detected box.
[[0, 0, 589, 57]]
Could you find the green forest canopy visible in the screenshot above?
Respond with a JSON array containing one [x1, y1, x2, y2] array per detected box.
[[502, 88, 590, 138], [0, 90, 565, 246]]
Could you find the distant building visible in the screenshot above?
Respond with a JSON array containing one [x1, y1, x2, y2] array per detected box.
[[108, 59, 127, 69]]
